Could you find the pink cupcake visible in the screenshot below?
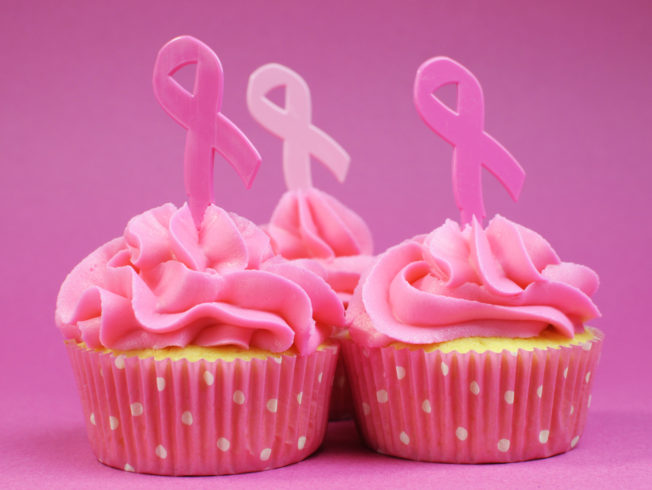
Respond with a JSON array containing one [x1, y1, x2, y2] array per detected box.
[[343, 216, 602, 463], [340, 56, 603, 463], [266, 188, 373, 420], [55, 36, 345, 475], [247, 63, 375, 419]]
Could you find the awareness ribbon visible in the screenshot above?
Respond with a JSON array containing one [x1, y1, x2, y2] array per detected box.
[[247, 63, 350, 190], [413, 57, 525, 225], [153, 36, 262, 227]]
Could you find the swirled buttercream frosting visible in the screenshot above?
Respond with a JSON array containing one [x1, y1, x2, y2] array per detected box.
[[348, 215, 600, 347], [56, 203, 345, 355], [266, 187, 374, 304]]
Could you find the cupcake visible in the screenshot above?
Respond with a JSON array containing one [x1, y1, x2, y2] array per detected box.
[[340, 56, 603, 463], [55, 36, 345, 475], [343, 216, 601, 462], [266, 187, 373, 421], [247, 63, 374, 419]]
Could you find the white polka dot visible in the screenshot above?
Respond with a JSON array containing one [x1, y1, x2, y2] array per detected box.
[[497, 439, 510, 452], [203, 371, 215, 386], [571, 435, 580, 448], [297, 436, 306, 450], [260, 448, 271, 461], [156, 377, 166, 391], [362, 349, 370, 358], [318, 372, 323, 383], [470, 381, 480, 395], [338, 376, 346, 388], [114, 356, 126, 369], [440, 362, 449, 376], [90, 413, 96, 425], [585, 372, 591, 383], [233, 390, 245, 405], [399, 431, 410, 445], [362, 402, 370, 415], [124, 463, 135, 472], [456, 427, 468, 441], [504, 390, 515, 404], [109, 416, 119, 431], [582, 342, 592, 351], [266, 399, 278, 413], [181, 411, 193, 426], [539, 429, 550, 444], [155, 444, 167, 459], [537, 385, 543, 398], [422, 400, 432, 413], [296, 392, 303, 404], [396, 366, 406, 380], [570, 405, 574, 415], [217, 437, 230, 451], [563, 367, 569, 378], [376, 389, 388, 403], [588, 395, 592, 407], [272, 356, 282, 364], [130, 402, 143, 416]]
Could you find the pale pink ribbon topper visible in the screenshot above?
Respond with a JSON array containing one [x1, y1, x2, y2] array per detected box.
[[247, 63, 350, 190], [414, 57, 525, 225], [153, 36, 262, 227]]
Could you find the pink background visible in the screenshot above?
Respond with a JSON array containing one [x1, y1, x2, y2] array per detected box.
[[2, 0, 651, 487]]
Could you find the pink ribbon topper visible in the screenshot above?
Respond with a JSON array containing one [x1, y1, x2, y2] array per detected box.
[[413, 57, 525, 225], [153, 36, 262, 227], [247, 63, 350, 190]]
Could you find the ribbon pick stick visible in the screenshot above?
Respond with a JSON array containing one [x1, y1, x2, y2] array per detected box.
[[247, 63, 350, 190], [153, 36, 262, 228], [413, 57, 525, 225]]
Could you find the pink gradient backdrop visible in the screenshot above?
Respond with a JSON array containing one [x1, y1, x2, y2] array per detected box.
[[1, 0, 650, 487]]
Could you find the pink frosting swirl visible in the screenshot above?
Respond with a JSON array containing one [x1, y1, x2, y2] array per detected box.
[[56, 203, 345, 355], [266, 187, 374, 304], [348, 215, 600, 347]]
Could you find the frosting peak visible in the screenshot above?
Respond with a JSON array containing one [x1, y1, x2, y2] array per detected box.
[[348, 215, 600, 347], [265, 187, 374, 304], [267, 187, 373, 259], [56, 203, 345, 355]]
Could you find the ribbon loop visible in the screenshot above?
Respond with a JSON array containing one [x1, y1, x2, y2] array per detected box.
[[414, 57, 525, 225], [247, 63, 350, 190], [153, 36, 261, 228]]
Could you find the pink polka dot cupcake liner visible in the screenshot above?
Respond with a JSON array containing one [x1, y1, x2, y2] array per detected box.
[[340, 329, 603, 463], [328, 357, 354, 420], [65, 341, 338, 475]]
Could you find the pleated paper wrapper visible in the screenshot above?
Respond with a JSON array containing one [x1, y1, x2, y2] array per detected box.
[[341, 329, 603, 463], [328, 356, 354, 420], [65, 341, 338, 475]]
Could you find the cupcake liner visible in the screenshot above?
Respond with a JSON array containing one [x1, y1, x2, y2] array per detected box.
[[340, 329, 603, 463], [66, 341, 338, 475], [328, 357, 354, 420]]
